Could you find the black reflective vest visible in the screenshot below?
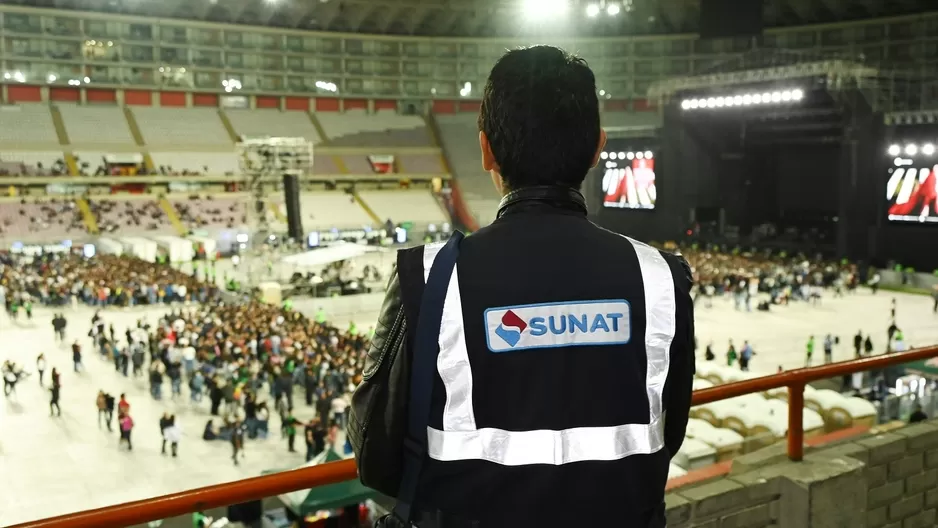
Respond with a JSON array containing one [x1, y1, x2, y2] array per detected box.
[[393, 187, 695, 528]]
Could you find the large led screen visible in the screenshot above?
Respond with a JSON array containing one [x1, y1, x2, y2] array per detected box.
[[886, 163, 938, 223], [601, 150, 656, 210]]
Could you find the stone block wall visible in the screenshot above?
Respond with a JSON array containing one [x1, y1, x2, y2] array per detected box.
[[666, 418, 938, 528]]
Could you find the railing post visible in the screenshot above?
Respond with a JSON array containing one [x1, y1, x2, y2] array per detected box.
[[787, 382, 805, 462]]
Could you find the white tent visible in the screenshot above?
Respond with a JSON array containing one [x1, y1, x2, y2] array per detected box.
[[280, 242, 383, 269]]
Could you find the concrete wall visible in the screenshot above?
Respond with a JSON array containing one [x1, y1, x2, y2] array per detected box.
[[666, 418, 938, 527]]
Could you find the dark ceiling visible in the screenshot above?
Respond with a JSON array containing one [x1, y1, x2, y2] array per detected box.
[[3, 0, 934, 38]]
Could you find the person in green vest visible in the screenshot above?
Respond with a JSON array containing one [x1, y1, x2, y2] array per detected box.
[[285, 411, 299, 453], [348, 321, 358, 336], [192, 511, 212, 528], [726, 340, 737, 367], [282, 298, 293, 311], [315, 307, 326, 324], [805, 335, 815, 367], [23, 299, 32, 320]]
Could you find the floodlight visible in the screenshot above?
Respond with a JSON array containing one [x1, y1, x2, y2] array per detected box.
[[586, 3, 600, 16], [617, 152, 626, 159], [742, 94, 753, 105], [609, 152, 618, 160], [600, 152, 608, 159], [905, 144, 918, 156], [771, 92, 782, 102], [644, 151, 653, 159], [791, 89, 804, 100], [761, 93, 771, 103], [636, 152, 644, 159], [887, 144, 901, 156], [688, 99, 699, 109], [681, 99, 692, 110], [47, 74, 56, 83], [781, 90, 792, 101], [607, 3, 620, 15], [523, 0, 568, 20], [706, 97, 716, 108], [733, 95, 743, 105], [752, 94, 763, 104], [923, 144, 935, 156], [626, 152, 635, 160], [83, 76, 90, 83]]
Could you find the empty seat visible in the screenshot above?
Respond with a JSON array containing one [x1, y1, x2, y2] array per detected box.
[[435, 114, 498, 223], [317, 110, 431, 147], [300, 191, 375, 230], [0, 104, 58, 145], [358, 190, 447, 225], [58, 104, 135, 145], [398, 154, 444, 174], [226, 109, 322, 144], [150, 152, 239, 175], [132, 107, 231, 148]]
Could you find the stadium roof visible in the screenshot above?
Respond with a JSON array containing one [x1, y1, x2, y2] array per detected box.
[[4, 0, 933, 38]]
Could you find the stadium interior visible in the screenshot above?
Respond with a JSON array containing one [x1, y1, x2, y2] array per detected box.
[[2, 0, 938, 526]]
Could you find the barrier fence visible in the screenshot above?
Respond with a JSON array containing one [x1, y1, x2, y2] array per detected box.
[[11, 345, 938, 528]]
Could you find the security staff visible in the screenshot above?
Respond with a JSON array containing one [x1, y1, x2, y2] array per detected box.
[[350, 45, 694, 528]]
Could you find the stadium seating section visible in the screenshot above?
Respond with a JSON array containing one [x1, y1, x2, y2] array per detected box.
[[435, 113, 500, 226], [317, 110, 432, 146], [58, 104, 135, 146], [358, 190, 447, 225], [226, 109, 322, 144]]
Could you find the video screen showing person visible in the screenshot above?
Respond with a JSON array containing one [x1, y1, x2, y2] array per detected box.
[[886, 164, 938, 223], [602, 153, 656, 210]]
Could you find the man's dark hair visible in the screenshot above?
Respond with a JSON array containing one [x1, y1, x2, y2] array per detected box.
[[478, 45, 600, 191]]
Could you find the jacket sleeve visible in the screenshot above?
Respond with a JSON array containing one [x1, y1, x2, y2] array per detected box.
[[663, 254, 695, 458], [347, 266, 411, 497]]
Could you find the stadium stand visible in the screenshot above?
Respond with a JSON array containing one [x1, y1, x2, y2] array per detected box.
[[434, 113, 500, 226], [89, 197, 174, 235], [317, 109, 432, 146], [358, 189, 446, 225], [300, 191, 376, 230], [225, 109, 322, 144], [311, 156, 340, 174], [0, 104, 58, 145], [57, 104, 135, 146], [131, 107, 232, 148], [0, 151, 66, 176], [149, 152, 239, 175], [172, 195, 246, 231], [0, 198, 86, 241], [340, 155, 373, 174]]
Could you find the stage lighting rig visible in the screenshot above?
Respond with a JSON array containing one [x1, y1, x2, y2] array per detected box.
[[888, 143, 937, 157], [680, 89, 804, 111]]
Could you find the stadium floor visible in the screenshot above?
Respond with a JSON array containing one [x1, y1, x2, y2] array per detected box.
[[1, 290, 937, 524]]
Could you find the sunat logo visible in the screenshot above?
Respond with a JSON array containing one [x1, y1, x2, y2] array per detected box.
[[494, 310, 527, 347], [485, 300, 632, 353]]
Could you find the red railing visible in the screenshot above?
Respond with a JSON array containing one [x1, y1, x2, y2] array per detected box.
[[12, 345, 938, 528]]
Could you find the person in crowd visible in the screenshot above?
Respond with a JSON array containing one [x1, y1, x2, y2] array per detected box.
[[97, 390, 109, 429], [49, 369, 61, 417], [103, 392, 115, 432], [159, 412, 172, 454], [854, 331, 863, 358], [284, 410, 300, 453], [36, 353, 46, 386], [52, 313, 67, 343], [909, 404, 928, 423], [726, 340, 738, 367], [163, 414, 181, 457], [864, 335, 874, 356], [704, 342, 715, 361], [119, 413, 134, 451], [823, 334, 834, 364], [231, 420, 245, 466], [72, 340, 83, 373], [739, 341, 754, 371], [890, 298, 897, 320], [805, 335, 815, 366]]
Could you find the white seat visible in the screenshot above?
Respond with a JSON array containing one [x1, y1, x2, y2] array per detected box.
[[0, 104, 57, 144], [299, 192, 375, 230], [150, 152, 239, 175], [226, 109, 322, 144], [58, 104, 134, 145], [316, 110, 430, 146], [133, 107, 231, 148], [358, 190, 446, 225]]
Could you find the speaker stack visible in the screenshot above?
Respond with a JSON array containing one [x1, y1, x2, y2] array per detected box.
[[282, 173, 304, 240]]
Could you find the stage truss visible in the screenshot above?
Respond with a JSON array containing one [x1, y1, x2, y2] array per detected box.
[[236, 136, 314, 239]]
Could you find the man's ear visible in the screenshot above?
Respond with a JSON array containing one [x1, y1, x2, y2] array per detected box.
[[590, 129, 608, 168], [480, 131, 498, 172]]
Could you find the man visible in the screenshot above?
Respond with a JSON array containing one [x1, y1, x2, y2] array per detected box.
[[740, 341, 754, 371], [853, 330, 863, 358], [823, 334, 834, 364], [72, 341, 83, 373], [350, 46, 695, 528], [805, 335, 815, 366]]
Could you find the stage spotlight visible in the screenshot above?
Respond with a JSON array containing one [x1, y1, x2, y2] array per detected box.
[[781, 90, 793, 101], [905, 144, 918, 156], [644, 151, 653, 159], [742, 94, 753, 105], [600, 152, 608, 159], [626, 152, 635, 160], [888, 144, 901, 156], [924, 144, 936, 156], [636, 151, 644, 159], [681, 99, 692, 110], [771, 92, 782, 102], [791, 89, 804, 100], [733, 95, 743, 105]]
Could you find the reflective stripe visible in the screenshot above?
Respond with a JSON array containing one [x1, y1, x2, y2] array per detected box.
[[420, 238, 676, 465]]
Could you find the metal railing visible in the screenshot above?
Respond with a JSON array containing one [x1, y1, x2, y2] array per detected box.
[[11, 345, 938, 528]]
